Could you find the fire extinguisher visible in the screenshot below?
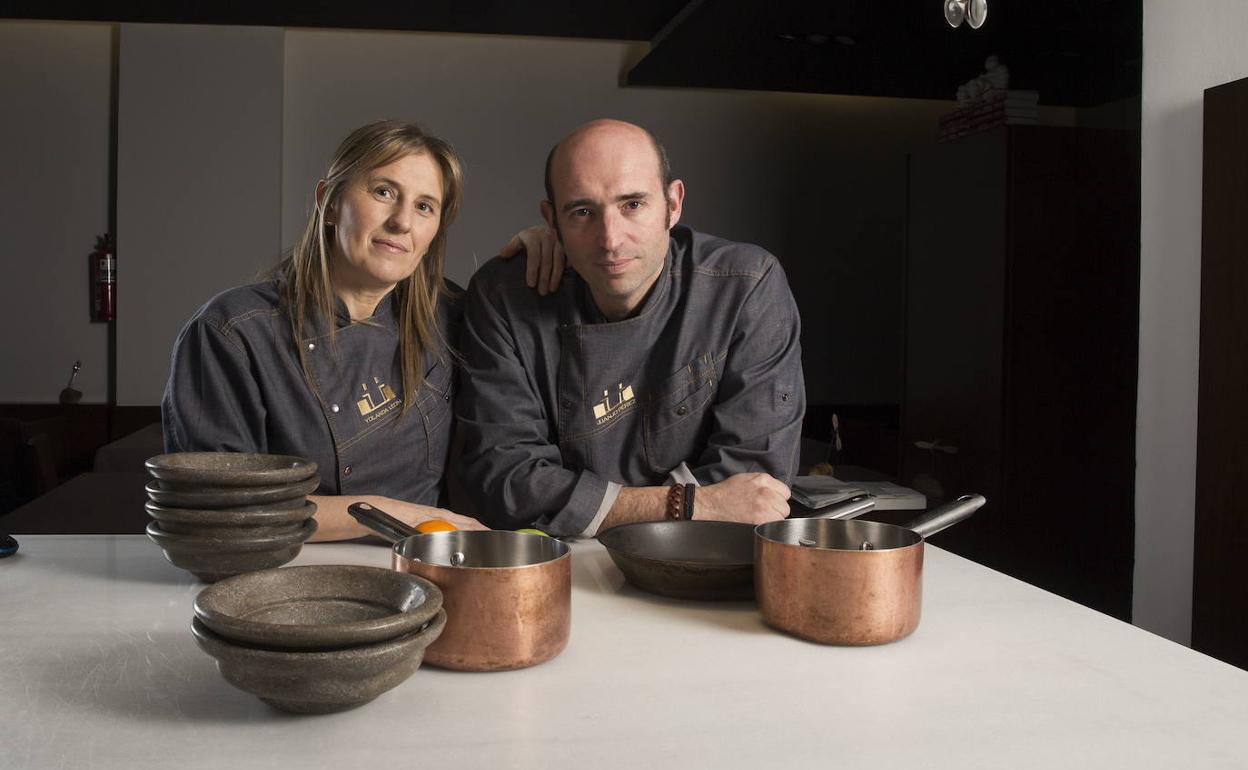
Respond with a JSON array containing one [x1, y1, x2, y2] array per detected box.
[[91, 233, 115, 322]]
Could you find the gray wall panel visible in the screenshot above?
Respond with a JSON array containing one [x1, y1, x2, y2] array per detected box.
[[116, 23, 283, 405], [0, 22, 113, 403]]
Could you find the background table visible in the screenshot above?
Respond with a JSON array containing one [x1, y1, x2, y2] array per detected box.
[[0, 471, 149, 533], [93, 422, 164, 473], [3, 535, 1248, 769]]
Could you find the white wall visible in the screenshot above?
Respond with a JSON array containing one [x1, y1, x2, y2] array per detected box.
[[1136, 1, 1248, 644], [116, 24, 284, 406], [0, 21, 113, 403], [282, 30, 949, 406]]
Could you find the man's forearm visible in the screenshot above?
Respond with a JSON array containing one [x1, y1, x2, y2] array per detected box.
[[596, 472, 792, 534], [598, 486, 669, 532]]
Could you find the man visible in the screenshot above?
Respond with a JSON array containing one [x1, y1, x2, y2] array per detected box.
[[455, 119, 804, 536]]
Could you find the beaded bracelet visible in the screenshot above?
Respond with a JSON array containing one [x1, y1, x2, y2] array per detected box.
[[666, 484, 685, 521]]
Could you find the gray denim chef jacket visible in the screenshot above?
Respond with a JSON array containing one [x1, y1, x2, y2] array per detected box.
[[162, 279, 457, 505], [456, 225, 805, 536]]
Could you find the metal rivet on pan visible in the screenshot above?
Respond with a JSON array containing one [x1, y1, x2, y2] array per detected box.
[[798, 538, 817, 548], [450, 552, 466, 567], [860, 542, 874, 551]]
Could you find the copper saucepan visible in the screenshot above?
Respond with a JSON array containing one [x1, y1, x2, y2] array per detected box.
[[349, 502, 571, 671], [754, 494, 986, 645]]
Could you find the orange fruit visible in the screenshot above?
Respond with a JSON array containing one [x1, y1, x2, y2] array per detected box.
[[415, 519, 457, 534]]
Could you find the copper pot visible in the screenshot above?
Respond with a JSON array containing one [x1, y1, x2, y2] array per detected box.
[[349, 503, 570, 671], [754, 495, 985, 645]]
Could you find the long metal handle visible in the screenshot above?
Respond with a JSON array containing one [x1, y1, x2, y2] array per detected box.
[[903, 494, 986, 539], [348, 501, 419, 542], [809, 493, 875, 521]]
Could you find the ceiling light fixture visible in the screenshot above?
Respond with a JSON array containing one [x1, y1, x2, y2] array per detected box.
[[945, 0, 987, 29]]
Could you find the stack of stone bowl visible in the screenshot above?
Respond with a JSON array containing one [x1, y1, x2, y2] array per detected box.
[[191, 565, 446, 713], [144, 452, 320, 582]]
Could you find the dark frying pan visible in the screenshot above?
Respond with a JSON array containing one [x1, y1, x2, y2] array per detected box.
[[596, 495, 875, 600]]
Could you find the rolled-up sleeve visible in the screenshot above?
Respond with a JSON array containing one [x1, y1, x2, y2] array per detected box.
[[456, 276, 608, 535], [161, 316, 267, 454], [688, 258, 805, 486]]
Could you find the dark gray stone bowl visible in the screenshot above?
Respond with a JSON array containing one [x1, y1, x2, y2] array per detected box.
[[145, 500, 318, 537], [154, 519, 309, 537], [194, 565, 443, 649], [146, 452, 317, 488], [146, 519, 317, 582], [191, 610, 446, 713], [146, 476, 319, 509]]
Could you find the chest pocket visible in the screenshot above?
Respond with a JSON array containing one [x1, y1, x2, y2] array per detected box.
[[415, 360, 454, 472], [643, 353, 718, 475]]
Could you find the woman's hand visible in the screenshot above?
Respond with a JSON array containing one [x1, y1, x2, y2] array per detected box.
[[498, 224, 565, 295], [308, 495, 489, 542], [411, 506, 490, 532]]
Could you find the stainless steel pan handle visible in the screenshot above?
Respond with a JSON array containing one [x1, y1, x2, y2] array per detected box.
[[808, 493, 876, 521], [902, 494, 986, 539], [348, 501, 419, 542]]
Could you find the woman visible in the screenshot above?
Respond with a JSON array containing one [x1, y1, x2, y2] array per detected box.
[[162, 120, 562, 540]]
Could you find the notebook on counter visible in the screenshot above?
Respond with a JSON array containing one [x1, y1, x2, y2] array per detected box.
[[792, 476, 927, 511]]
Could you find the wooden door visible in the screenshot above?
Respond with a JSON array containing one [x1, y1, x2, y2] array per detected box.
[[1194, 76, 1248, 667], [902, 130, 1008, 565]]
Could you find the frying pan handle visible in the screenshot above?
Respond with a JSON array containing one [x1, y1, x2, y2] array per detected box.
[[808, 493, 875, 520], [903, 494, 986, 539], [348, 501, 420, 542]]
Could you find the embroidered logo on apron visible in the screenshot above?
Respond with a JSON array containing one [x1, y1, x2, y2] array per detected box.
[[357, 377, 400, 423], [593, 382, 637, 426]]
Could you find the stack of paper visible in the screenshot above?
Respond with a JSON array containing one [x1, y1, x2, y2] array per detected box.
[[792, 477, 927, 511]]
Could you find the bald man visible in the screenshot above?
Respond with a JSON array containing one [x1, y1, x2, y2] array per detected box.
[[455, 120, 805, 536]]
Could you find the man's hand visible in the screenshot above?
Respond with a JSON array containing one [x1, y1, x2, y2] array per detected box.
[[693, 473, 791, 525], [498, 224, 565, 296]]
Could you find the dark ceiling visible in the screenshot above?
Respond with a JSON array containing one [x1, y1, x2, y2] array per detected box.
[[2, 0, 1141, 106]]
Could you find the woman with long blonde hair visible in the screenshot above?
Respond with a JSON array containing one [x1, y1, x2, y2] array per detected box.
[[163, 120, 561, 539]]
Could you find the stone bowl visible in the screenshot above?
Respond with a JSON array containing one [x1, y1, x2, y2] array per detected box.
[[193, 565, 443, 649], [146, 519, 317, 582], [146, 476, 319, 509], [145, 500, 318, 537], [191, 610, 446, 713], [146, 452, 317, 488]]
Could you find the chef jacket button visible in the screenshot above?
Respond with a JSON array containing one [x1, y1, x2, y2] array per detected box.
[[307, 342, 315, 351], [331, 404, 340, 413], [343, 466, 352, 477], [676, 404, 689, 416], [443, 392, 450, 401]]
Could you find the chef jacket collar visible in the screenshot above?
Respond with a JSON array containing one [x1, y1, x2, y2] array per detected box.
[[330, 289, 398, 329]]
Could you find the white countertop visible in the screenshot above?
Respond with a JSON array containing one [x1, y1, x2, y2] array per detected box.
[[2, 535, 1247, 769]]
